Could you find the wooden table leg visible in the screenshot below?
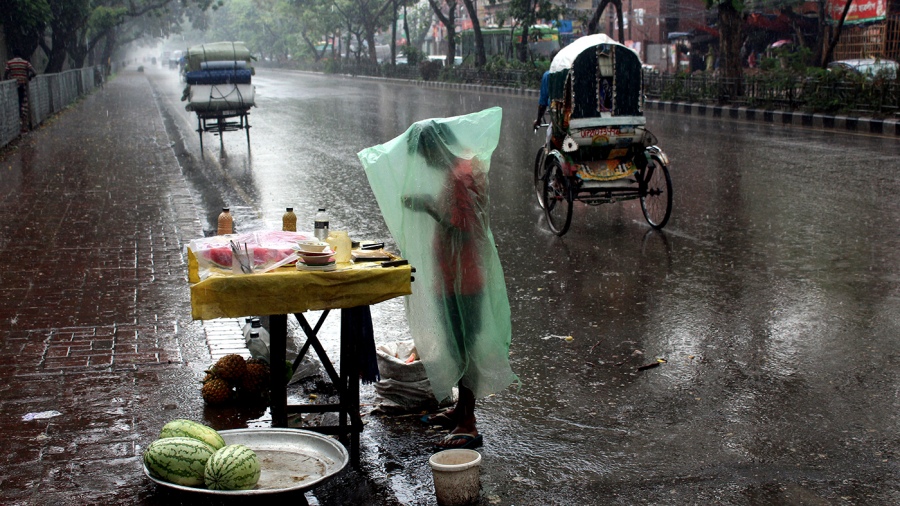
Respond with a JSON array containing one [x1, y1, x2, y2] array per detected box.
[[269, 314, 288, 427], [341, 306, 371, 468]]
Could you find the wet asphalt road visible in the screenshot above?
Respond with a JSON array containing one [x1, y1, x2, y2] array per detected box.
[[144, 65, 900, 505]]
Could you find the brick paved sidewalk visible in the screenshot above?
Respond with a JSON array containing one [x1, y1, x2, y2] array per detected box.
[[0, 70, 214, 504]]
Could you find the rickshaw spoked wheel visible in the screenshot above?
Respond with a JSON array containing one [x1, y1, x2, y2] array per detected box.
[[542, 157, 574, 236], [640, 155, 673, 229], [533, 147, 548, 209]]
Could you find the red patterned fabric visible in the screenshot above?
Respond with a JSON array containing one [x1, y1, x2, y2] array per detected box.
[[435, 158, 487, 295], [4, 58, 36, 86]]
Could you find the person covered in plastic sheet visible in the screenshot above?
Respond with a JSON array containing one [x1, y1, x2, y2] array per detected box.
[[4, 52, 37, 132], [358, 107, 518, 451]]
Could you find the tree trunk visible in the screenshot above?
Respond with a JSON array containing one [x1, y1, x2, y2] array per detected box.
[[588, 0, 611, 34], [101, 33, 117, 76], [403, 3, 411, 50], [814, 0, 826, 66], [821, 0, 853, 66], [390, 0, 397, 65], [446, 24, 457, 66], [614, 1, 625, 44], [718, 1, 743, 94], [517, 24, 528, 62], [44, 29, 70, 74], [462, 0, 485, 67], [366, 25, 379, 63]]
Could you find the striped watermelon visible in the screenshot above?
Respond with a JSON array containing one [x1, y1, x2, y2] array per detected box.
[[159, 419, 226, 450], [204, 444, 261, 490], [143, 437, 216, 487]]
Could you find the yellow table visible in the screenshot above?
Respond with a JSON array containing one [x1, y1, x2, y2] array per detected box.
[[188, 252, 412, 465]]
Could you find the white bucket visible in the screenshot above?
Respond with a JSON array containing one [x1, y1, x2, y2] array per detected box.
[[429, 449, 482, 506]]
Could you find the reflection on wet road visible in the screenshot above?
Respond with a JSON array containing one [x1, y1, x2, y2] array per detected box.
[[148, 67, 900, 505]]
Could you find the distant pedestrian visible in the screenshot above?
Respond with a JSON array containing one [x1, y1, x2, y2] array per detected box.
[[4, 53, 37, 132]]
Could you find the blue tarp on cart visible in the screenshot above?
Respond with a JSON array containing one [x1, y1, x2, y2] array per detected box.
[[185, 69, 253, 85]]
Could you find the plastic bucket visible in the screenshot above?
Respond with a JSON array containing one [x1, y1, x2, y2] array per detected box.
[[429, 449, 482, 506]]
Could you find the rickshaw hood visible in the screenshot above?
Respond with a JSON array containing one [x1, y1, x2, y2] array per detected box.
[[549, 34, 640, 73]]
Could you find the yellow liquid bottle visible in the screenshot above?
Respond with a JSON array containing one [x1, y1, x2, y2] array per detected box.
[[282, 207, 297, 232], [217, 208, 233, 235]]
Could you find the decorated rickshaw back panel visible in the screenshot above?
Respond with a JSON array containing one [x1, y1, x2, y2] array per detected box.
[[548, 44, 643, 119]]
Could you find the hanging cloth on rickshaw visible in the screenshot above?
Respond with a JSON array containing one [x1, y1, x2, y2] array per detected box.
[[547, 34, 648, 181]]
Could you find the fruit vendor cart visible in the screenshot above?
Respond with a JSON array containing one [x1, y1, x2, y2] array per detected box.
[[186, 238, 413, 467]]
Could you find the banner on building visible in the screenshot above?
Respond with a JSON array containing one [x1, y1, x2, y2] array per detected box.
[[826, 0, 887, 24]]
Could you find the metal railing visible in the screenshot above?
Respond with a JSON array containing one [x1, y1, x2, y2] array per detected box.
[[642, 72, 900, 117], [315, 61, 898, 117], [2, 66, 104, 149]]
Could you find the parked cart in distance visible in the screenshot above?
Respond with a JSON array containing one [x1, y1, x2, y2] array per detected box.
[[181, 42, 256, 155]]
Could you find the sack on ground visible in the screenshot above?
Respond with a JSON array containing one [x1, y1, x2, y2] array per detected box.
[[374, 340, 452, 413], [287, 352, 321, 384]]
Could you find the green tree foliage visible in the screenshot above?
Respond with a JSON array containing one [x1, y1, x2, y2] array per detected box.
[[502, 0, 565, 63], [3, 0, 215, 71], [1, 0, 52, 58]]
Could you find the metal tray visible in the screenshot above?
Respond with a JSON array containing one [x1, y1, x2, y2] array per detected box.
[[143, 428, 349, 495]]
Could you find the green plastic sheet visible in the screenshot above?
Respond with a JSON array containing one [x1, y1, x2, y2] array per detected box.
[[358, 107, 518, 401]]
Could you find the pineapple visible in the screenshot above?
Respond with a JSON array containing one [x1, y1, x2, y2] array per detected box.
[[211, 354, 247, 381], [240, 360, 270, 397], [201, 377, 233, 405]]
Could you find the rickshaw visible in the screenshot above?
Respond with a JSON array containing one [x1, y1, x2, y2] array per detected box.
[[534, 34, 672, 235]]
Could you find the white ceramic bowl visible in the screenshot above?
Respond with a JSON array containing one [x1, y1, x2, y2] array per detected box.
[[296, 242, 330, 254]]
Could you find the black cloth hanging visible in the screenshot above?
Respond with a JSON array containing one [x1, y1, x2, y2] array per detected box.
[[342, 306, 380, 384]]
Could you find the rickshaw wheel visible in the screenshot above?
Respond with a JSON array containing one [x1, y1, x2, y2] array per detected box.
[[543, 158, 573, 236], [640, 155, 672, 229], [533, 147, 548, 209]]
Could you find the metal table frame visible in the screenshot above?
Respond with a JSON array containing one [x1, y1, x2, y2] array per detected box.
[[268, 308, 369, 467], [188, 253, 412, 467], [195, 108, 251, 154]]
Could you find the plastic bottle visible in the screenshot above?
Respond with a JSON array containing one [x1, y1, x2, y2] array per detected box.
[[327, 230, 352, 263], [282, 207, 297, 232], [247, 330, 270, 363], [244, 317, 270, 348], [314, 208, 329, 240], [241, 317, 253, 339], [217, 208, 233, 235]]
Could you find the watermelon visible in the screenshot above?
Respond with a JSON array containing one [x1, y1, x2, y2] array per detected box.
[[204, 444, 261, 490], [143, 437, 216, 487], [159, 419, 226, 450]]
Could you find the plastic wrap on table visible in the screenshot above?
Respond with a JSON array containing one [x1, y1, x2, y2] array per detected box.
[[184, 69, 252, 85], [357, 107, 518, 401], [187, 230, 313, 282], [185, 84, 255, 112], [186, 41, 253, 72]]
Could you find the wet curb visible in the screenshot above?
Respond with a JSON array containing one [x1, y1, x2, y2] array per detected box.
[[644, 100, 900, 137], [341, 72, 900, 138]]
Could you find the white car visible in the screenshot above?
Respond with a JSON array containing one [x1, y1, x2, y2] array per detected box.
[[827, 58, 898, 80]]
